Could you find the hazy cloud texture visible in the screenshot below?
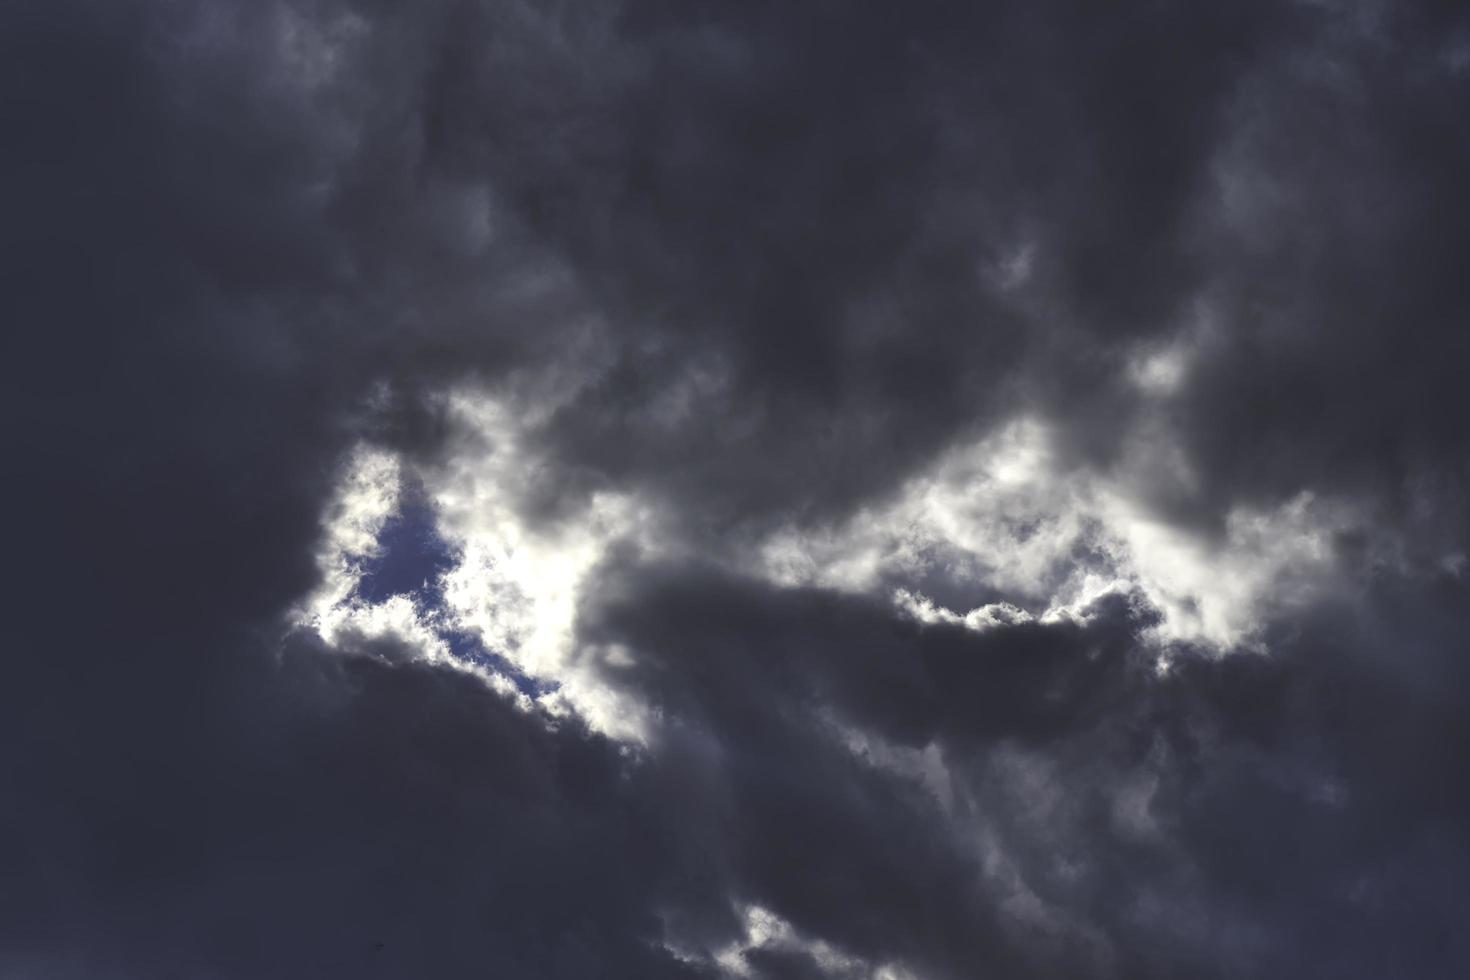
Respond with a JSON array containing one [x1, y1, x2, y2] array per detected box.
[[4, 1, 1469, 977]]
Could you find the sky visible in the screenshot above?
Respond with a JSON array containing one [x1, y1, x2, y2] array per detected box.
[[4, 1, 1470, 977]]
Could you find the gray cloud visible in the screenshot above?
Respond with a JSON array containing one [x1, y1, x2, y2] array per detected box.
[[5, 0, 1470, 977]]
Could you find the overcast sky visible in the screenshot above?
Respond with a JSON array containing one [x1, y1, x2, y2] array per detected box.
[[5, 1, 1470, 977]]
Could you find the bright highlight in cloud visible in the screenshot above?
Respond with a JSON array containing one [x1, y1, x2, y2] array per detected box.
[[298, 392, 660, 739], [754, 416, 1353, 651]]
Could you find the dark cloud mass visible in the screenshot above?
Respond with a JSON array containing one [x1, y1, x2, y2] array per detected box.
[[4, 0, 1470, 977]]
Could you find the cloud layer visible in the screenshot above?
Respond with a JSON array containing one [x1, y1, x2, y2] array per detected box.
[[5, 1, 1470, 977]]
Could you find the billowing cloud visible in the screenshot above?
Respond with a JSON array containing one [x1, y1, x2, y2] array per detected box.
[[5, 0, 1470, 978]]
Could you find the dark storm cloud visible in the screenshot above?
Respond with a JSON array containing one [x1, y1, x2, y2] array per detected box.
[[5, 0, 1470, 978], [1, 3, 687, 976], [1168, 1, 1470, 545], [457, 0, 1309, 525], [579, 565, 1160, 978], [578, 558, 1470, 979]]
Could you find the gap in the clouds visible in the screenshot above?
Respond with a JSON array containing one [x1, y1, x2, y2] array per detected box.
[[355, 482, 557, 699], [356, 490, 456, 605]]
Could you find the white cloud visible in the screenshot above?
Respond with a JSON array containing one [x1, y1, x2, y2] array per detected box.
[[750, 416, 1353, 651], [696, 903, 924, 980], [294, 442, 533, 706], [300, 444, 401, 624], [413, 391, 659, 741], [293, 373, 665, 740]]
